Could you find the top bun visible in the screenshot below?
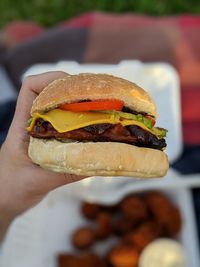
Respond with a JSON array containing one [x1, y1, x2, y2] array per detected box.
[[31, 73, 157, 118]]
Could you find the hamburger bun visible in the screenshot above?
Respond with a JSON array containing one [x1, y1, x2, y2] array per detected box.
[[31, 73, 157, 117], [29, 137, 168, 178]]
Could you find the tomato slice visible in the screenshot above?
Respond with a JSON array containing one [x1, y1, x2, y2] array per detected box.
[[145, 115, 156, 126], [60, 100, 123, 112]]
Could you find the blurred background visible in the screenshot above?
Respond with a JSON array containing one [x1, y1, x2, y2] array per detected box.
[[0, 1, 200, 267], [1, 0, 200, 27]]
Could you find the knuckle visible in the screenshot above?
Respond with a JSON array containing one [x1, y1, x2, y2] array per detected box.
[[22, 75, 34, 87]]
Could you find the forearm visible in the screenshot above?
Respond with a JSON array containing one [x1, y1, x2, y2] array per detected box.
[[0, 72, 77, 241], [0, 144, 16, 241], [0, 178, 17, 241], [0, 208, 14, 241]]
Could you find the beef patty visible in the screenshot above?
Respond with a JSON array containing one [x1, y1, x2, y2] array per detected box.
[[29, 119, 166, 150]]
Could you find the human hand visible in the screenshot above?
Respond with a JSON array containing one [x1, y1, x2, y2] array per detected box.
[[0, 72, 85, 238]]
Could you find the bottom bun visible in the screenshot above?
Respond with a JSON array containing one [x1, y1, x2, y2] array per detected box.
[[28, 137, 169, 178]]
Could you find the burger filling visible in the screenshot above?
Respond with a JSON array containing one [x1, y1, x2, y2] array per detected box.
[[27, 100, 167, 151]]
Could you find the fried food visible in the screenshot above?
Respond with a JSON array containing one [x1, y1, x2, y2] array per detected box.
[[95, 212, 112, 240], [79, 252, 107, 267], [108, 244, 139, 267], [124, 221, 161, 251], [145, 191, 172, 213], [113, 217, 134, 235], [58, 253, 107, 267], [72, 227, 95, 249], [81, 202, 101, 220], [57, 254, 80, 267], [57, 191, 183, 267], [164, 207, 182, 236], [145, 192, 182, 236], [119, 195, 148, 223]]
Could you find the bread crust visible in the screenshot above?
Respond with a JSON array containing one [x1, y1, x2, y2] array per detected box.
[[28, 137, 168, 178], [31, 73, 157, 118]]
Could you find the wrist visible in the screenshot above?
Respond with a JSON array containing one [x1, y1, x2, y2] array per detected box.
[[0, 144, 20, 240], [0, 203, 16, 241]]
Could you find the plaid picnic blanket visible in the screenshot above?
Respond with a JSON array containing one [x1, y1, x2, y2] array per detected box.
[[0, 12, 200, 173]]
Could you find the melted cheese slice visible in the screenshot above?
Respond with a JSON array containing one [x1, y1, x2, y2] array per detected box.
[[28, 109, 156, 136]]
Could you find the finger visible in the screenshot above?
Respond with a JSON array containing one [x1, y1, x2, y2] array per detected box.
[[24, 164, 86, 194], [15, 71, 68, 126], [23, 71, 69, 94], [8, 71, 68, 140]]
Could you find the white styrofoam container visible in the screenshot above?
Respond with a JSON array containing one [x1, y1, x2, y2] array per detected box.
[[0, 66, 17, 103], [0, 178, 199, 267], [0, 60, 197, 266]]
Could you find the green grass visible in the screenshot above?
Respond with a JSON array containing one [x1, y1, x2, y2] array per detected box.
[[0, 0, 200, 28]]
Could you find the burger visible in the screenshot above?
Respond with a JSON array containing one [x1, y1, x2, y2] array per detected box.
[[27, 73, 169, 178]]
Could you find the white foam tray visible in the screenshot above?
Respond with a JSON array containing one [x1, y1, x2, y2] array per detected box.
[[1, 170, 200, 267], [0, 66, 17, 103], [1, 61, 197, 267]]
